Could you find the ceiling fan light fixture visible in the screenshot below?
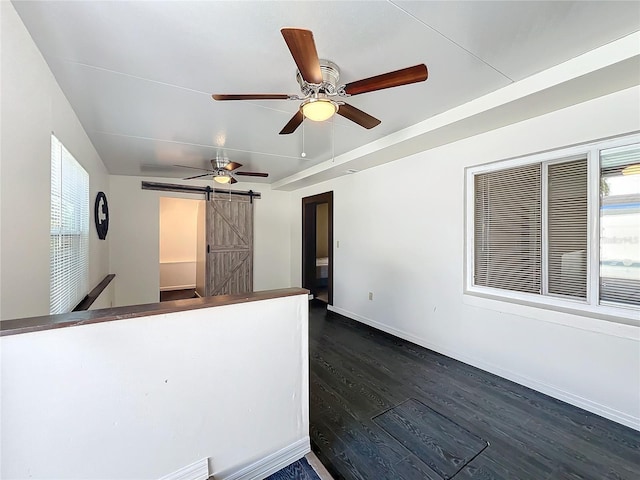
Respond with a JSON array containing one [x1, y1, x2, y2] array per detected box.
[[214, 174, 231, 184], [301, 98, 337, 122]]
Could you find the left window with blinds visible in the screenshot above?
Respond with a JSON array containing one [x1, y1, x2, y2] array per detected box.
[[50, 134, 89, 314]]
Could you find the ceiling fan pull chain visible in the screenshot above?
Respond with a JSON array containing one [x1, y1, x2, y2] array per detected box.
[[332, 116, 335, 163], [302, 122, 306, 158]]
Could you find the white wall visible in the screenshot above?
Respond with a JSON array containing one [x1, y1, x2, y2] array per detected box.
[[159, 197, 200, 264], [1, 293, 309, 479], [196, 200, 206, 296], [159, 197, 201, 290], [289, 87, 640, 429], [109, 176, 292, 307], [0, 2, 110, 320]]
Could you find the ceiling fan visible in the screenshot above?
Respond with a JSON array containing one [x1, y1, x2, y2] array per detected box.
[[176, 158, 269, 184], [212, 28, 428, 135]]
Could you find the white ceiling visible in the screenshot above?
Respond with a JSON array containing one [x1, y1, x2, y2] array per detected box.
[[12, 1, 640, 185]]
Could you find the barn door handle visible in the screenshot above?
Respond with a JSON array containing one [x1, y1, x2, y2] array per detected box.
[[207, 244, 210, 254]]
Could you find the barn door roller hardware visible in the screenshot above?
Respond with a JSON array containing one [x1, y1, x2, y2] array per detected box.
[[141, 181, 260, 203]]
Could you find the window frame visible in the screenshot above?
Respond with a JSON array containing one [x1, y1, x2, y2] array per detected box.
[[50, 134, 90, 315], [542, 154, 590, 301], [465, 133, 640, 323]]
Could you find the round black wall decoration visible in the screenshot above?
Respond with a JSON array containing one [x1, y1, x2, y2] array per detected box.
[[94, 191, 109, 240]]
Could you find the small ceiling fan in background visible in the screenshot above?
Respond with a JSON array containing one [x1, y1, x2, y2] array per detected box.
[[176, 157, 269, 184], [213, 28, 428, 134]]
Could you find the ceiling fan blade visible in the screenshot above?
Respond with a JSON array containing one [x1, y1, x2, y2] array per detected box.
[[212, 94, 290, 101], [279, 110, 304, 135], [281, 28, 323, 84], [183, 173, 214, 180], [235, 171, 269, 178], [230, 177, 238, 184], [174, 164, 215, 173], [337, 103, 381, 129], [343, 64, 428, 96], [224, 162, 243, 171]]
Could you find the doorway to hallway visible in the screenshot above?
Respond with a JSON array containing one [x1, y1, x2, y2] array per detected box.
[[302, 192, 333, 304]]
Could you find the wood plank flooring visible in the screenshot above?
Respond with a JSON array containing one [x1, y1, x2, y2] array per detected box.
[[373, 398, 488, 479], [159, 288, 197, 302], [308, 301, 640, 480]]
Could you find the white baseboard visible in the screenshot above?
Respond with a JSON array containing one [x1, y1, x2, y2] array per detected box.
[[215, 437, 310, 480], [160, 284, 196, 292], [159, 457, 209, 480], [327, 305, 640, 431], [160, 261, 197, 292]]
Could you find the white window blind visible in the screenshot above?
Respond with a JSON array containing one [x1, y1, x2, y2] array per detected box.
[[50, 135, 89, 314], [547, 159, 588, 299], [600, 144, 640, 306], [474, 164, 541, 294]]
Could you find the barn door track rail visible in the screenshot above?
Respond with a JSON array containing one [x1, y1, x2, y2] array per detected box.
[[141, 181, 261, 202]]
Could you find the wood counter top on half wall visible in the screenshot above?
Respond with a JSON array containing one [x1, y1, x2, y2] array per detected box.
[[0, 288, 309, 337]]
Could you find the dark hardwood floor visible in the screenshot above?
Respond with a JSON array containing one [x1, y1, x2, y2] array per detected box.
[[308, 300, 640, 480], [160, 288, 197, 302]]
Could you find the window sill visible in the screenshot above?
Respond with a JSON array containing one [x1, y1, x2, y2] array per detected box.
[[463, 288, 639, 340]]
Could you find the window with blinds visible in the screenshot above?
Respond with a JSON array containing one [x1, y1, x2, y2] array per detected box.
[[547, 159, 588, 299], [467, 134, 639, 319], [474, 164, 541, 293], [50, 135, 89, 314], [600, 144, 640, 307]]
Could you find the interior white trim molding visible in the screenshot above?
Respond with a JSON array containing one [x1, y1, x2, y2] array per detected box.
[[160, 284, 197, 292], [215, 437, 311, 480], [462, 294, 639, 340], [327, 305, 640, 431], [158, 457, 209, 480]]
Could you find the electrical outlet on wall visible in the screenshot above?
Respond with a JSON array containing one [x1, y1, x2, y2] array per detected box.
[[368, 292, 373, 301]]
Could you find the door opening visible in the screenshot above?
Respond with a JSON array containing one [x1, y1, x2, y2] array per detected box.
[[158, 192, 255, 300], [302, 192, 333, 304], [158, 197, 203, 301]]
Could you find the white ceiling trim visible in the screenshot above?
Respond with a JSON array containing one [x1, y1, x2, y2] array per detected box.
[[93, 131, 304, 161], [62, 60, 211, 95], [68, 60, 301, 117], [388, 0, 513, 81]]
